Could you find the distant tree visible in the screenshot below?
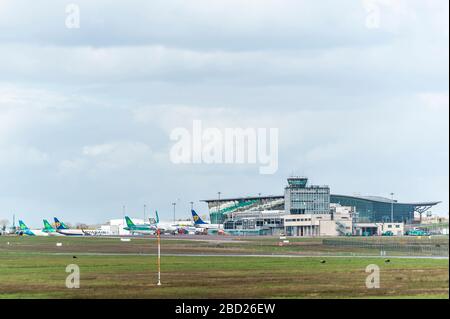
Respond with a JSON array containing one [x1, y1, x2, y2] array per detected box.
[[0, 219, 9, 228], [65, 223, 74, 229], [76, 223, 89, 229]]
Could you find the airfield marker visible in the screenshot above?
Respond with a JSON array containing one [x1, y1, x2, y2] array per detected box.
[[157, 229, 161, 286]]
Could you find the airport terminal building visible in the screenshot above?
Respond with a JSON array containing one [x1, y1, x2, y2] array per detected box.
[[203, 177, 440, 237]]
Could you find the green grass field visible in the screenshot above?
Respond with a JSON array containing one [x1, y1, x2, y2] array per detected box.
[[2, 235, 448, 256], [0, 236, 448, 299]]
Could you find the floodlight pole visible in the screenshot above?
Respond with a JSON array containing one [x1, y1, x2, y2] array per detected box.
[[157, 229, 161, 286], [122, 205, 126, 228], [172, 202, 176, 224], [144, 204, 147, 223]]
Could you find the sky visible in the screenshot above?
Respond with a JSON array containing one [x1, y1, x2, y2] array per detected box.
[[0, 0, 448, 227]]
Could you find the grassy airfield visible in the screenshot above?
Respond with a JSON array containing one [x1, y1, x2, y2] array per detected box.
[[0, 236, 448, 299]]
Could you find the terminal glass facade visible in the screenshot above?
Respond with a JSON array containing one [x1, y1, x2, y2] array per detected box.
[[330, 195, 415, 223]]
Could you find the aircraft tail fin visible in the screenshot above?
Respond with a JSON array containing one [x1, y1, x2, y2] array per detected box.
[[43, 219, 54, 230], [155, 211, 160, 224], [124, 216, 135, 228], [54, 217, 68, 230], [18, 220, 29, 230], [191, 210, 208, 225]]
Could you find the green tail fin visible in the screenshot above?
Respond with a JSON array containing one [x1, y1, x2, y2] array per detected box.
[[43, 219, 54, 230], [155, 211, 160, 224], [125, 216, 135, 228], [19, 220, 28, 230]]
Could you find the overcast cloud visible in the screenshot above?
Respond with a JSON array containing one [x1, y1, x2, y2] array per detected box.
[[0, 0, 448, 226]]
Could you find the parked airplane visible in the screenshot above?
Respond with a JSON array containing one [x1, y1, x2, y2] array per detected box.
[[123, 211, 194, 235], [54, 217, 89, 236], [154, 211, 193, 234], [17, 220, 49, 236], [42, 219, 64, 236], [123, 216, 156, 235], [191, 210, 221, 231]]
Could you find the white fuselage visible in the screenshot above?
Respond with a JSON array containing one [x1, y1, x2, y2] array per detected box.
[[46, 231, 65, 236], [56, 229, 86, 236], [128, 229, 155, 235], [83, 229, 115, 236], [29, 229, 49, 236], [156, 222, 191, 233], [195, 223, 221, 230]]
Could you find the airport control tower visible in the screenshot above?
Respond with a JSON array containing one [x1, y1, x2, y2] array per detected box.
[[284, 177, 330, 215]]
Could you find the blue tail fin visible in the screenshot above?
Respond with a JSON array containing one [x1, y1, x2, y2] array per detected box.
[[192, 210, 208, 225], [54, 217, 68, 230]]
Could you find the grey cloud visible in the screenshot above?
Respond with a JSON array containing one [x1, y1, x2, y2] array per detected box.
[[0, 1, 448, 226]]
